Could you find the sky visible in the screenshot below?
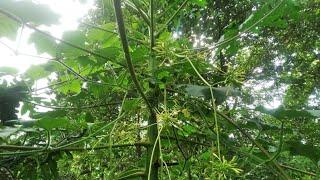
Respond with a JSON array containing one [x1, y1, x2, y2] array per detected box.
[[0, 0, 94, 73], [0, 0, 94, 116]]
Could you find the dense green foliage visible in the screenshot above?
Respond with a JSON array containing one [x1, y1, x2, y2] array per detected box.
[[0, 0, 319, 179]]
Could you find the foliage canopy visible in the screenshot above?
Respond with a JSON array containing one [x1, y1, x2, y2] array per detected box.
[[0, 0, 319, 179]]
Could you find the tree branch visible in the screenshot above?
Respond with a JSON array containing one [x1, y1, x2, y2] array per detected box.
[[0, 142, 149, 152], [113, 0, 154, 115]]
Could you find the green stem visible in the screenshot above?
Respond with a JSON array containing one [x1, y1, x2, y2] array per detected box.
[[129, 0, 151, 26], [113, 0, 154, 114], [186, 57, 221, 159]]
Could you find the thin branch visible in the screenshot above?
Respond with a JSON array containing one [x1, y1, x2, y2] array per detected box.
[[0, 142, 149, 152], [279, 164, 316, 177], [24, 100, 122, 110], [161, 135, 210, 147]]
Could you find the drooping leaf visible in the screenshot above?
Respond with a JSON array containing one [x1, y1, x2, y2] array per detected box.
[[29, 31, 57, 55], [59, 30, 87, 57], [24, 64, 51, 80], [0, 14, 19, 40], [285, 140, 320, 163], [95, 47, 121, 64], [182, 85, 240, 104], [0, 0, 59, 25], [0, 67, 18, 75], [256, 106, 320, 119], [32, 110, 67, 119], [36, 117, 69, 130], [0, 126, 19, 138]]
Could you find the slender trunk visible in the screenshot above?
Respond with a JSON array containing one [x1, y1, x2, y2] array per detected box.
[[145, 0, 160, 179]]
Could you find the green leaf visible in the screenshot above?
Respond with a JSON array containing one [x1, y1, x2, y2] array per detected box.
[[85, 112, 95, 123], [256, 106, 320, 119], [219, 26, 240, 55], [182, 85, 240, 104], [285, 140, 320, 163], [0, 67, 18, 75], [57, 79, 82, 94], [191, 0, 207, 7], [0, 14, 19, 40], [123, 98, 141, 113], [88, 83, 108, 98], [183, 125, 197, 135], [0, 126, 19, 138], [76, 56, 96, 67], [24, 64, 51, 80], [95, 47, 121, 64], [60, 30, 87, 57], [29, 31, 57, 55], [0, 0, 59, 25], [32, 110, 67, 119], [36, 117, 69, 130]]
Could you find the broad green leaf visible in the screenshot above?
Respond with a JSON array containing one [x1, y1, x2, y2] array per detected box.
[[256, 106, 320, 119], [24, 64, 51, 80], [29, 31, 57, 55], [95, 47, 120, 64], [60, 30, 87, 57], [21, 102, 33, 115], [0, 0, 59, 25], [123, 98, 141, 113], [131, 46, 148, 64], [76, 56, 96, 67], [183, 125, 197, 135], [0, 126, 19, 138], [32, 110, 67, 119], [0, 66, 18, 75], [219, 26, 240, 55], [57, 79, 82, 94], [87, 23, 117, 43], [88, 83, 108, 98], [36, 117, 69, 130], [102, 35, 121, 48], [0, 14, 19, 40], [285, 140, 320, 163], [182, 85, 240, 104]]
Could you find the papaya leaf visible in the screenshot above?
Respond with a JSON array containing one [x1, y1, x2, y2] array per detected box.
[[256, 106, 320, 119], [0, 0, 59, 25], [29, 31, 57, 56], [182, 84, 240, 104]]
